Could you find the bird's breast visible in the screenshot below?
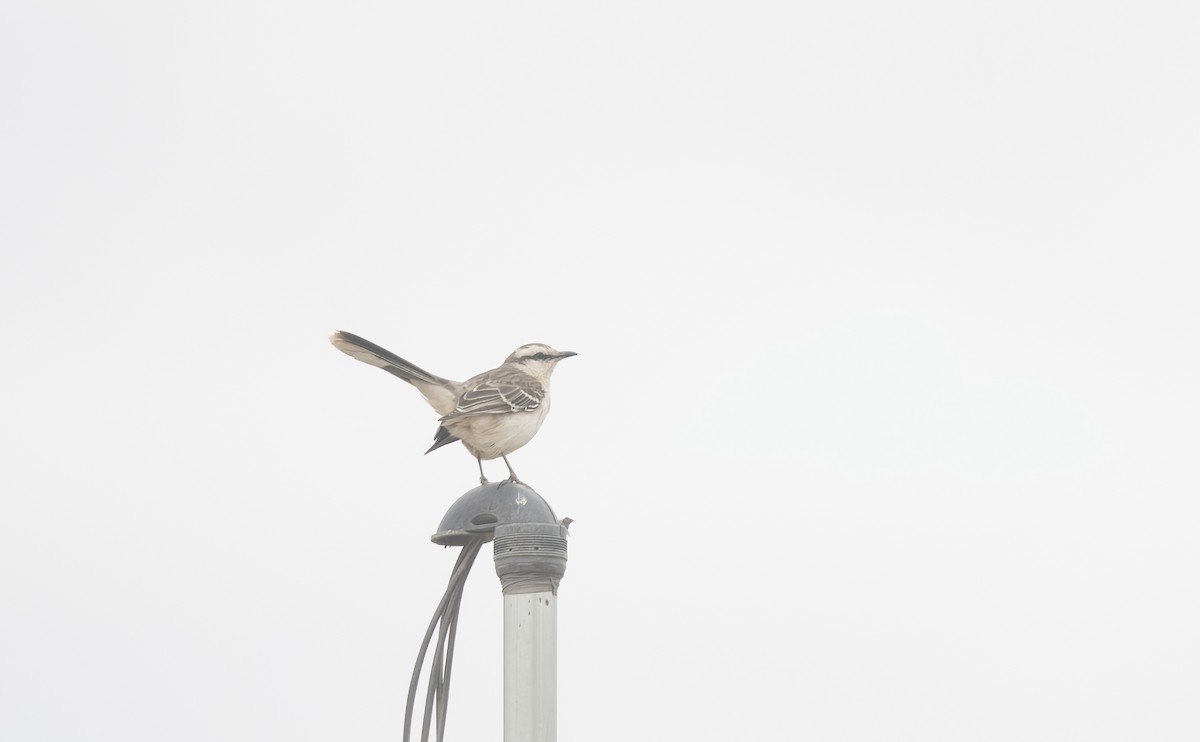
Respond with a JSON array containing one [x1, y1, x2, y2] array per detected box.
[[445, 404, 550, 460]]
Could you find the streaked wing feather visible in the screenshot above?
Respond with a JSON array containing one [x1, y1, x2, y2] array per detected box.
[[442, 368, 545, 420]]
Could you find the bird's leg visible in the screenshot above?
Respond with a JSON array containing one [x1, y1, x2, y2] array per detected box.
[[477, 457, 489, 485], [501, 455, 523, 484]]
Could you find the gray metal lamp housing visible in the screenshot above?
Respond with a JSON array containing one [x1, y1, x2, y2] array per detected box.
[[432, 482, 561, 546]]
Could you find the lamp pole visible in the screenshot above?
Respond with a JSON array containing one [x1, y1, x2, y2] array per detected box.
[[428, 483, 569, 742], [494, 522, 569, 742]]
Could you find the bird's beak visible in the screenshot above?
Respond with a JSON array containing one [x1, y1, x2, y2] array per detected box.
[[557, 351, 578, 359]]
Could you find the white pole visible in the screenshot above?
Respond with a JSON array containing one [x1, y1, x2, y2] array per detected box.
[[493, 521, 569, 742], [503, 591, 557, 742]]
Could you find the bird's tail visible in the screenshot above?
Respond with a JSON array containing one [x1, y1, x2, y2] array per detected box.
[[329, 331, 450, 386]]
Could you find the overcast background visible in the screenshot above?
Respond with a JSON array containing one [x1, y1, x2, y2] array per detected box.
[[2, 2, 1198, 740]]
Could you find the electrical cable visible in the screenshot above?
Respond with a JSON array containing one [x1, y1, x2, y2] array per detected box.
[[403, 534, 488, 742]]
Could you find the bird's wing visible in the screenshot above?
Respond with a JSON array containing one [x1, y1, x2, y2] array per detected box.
[[441, 367, 545, 420], [425, 425, 460, 454]]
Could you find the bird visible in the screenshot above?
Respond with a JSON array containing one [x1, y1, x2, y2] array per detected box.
[[330, 331, 576, 485]]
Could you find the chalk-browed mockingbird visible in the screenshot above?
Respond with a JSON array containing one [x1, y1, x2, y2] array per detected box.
[[330, 331, 576, 484]]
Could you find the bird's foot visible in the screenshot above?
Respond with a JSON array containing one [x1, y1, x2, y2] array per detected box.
[[502, 475, 525, 487], [479, 475, 490, 485]]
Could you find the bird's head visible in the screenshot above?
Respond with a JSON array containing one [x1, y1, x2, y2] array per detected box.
[[505, 344, 577, 376]]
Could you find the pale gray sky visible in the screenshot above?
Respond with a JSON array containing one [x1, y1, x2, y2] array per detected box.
[[2, 2, 1198, 740]]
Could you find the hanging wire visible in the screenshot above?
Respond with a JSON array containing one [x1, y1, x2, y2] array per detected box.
[[403, 534, 488, 742]]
